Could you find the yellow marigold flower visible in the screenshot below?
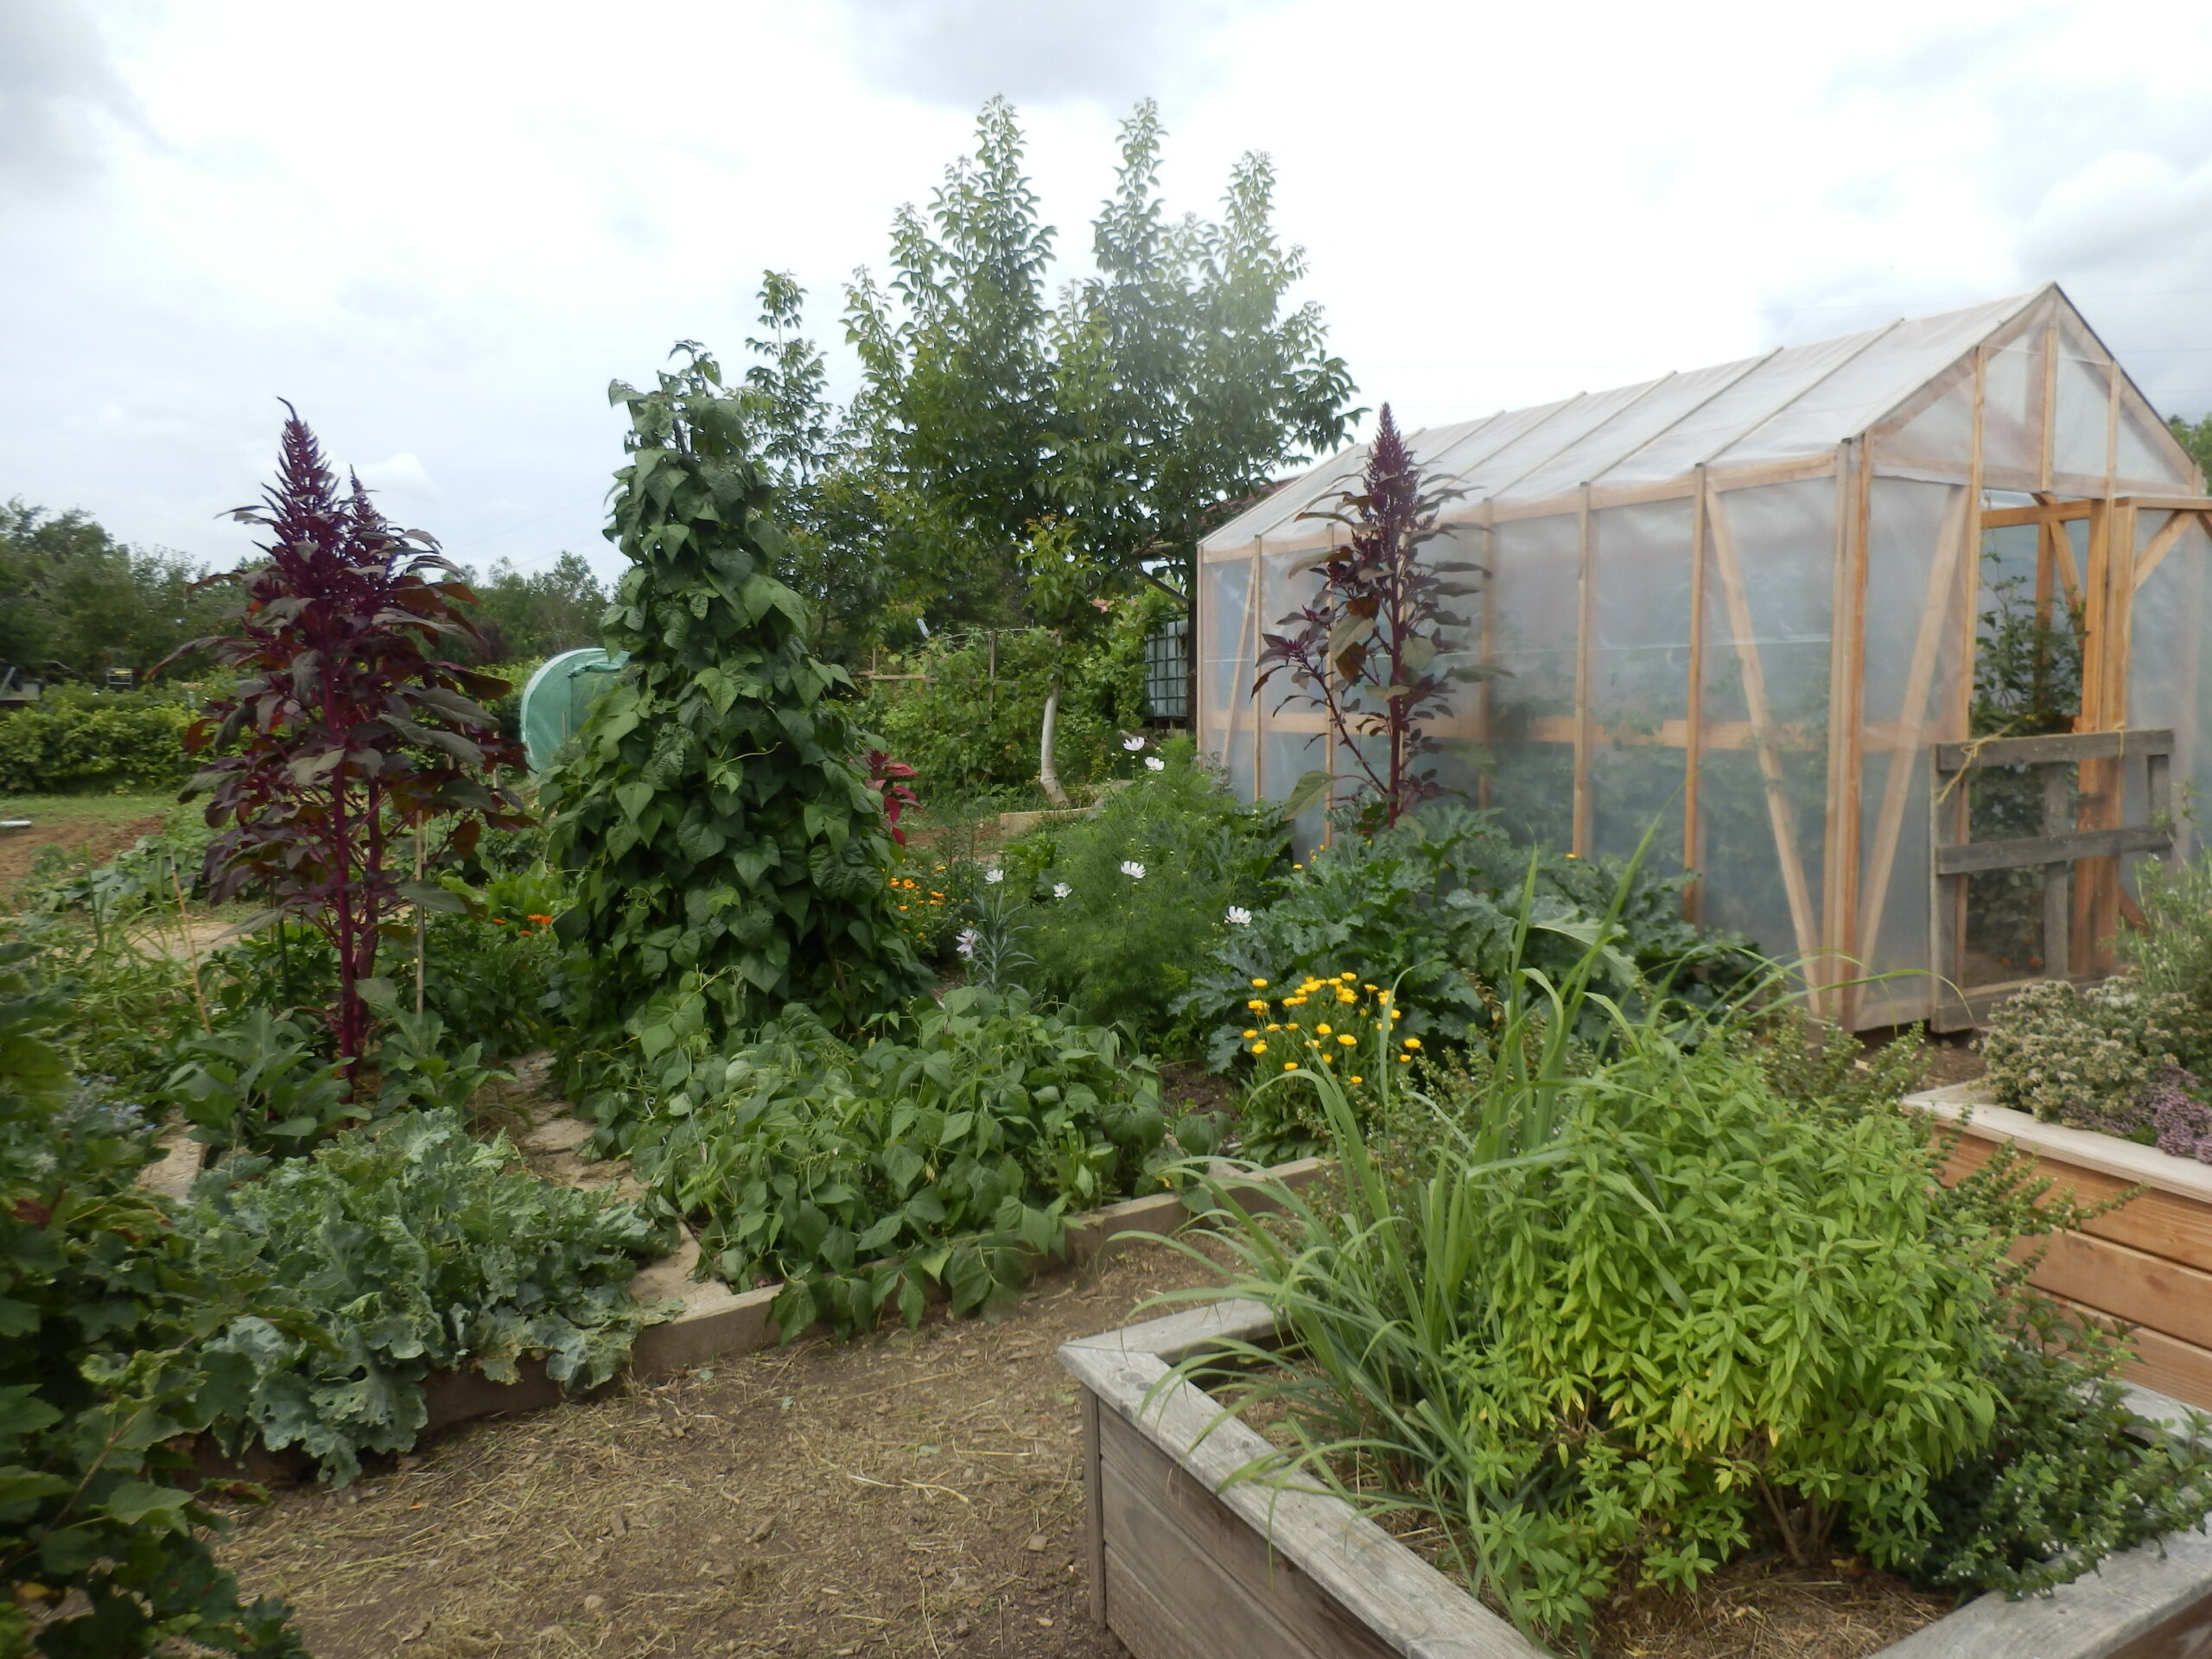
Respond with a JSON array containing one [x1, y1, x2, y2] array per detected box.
[[1337, 992, 1355, 1004], [1402, 1037, 1421, 1050], [1337, 1033, 1357, 1046], [1243, 1028, 1259, 1039], [1250, 1042, 1268, 1055], [1315, 1023, 1332, 1036], [1398, 1053, 1411, 1064], [1251, 978, 1268, 988], [1282, 1061, 1297, 1071], [1266, 1023, 1281, 1033], [1319, 1052, 1333, 1064], [1390, 1009, 1403, 1020], [1349, 1075, 1363, 1085], [1338, 972, 1356, 982], [1363, 982, 1377, 991]]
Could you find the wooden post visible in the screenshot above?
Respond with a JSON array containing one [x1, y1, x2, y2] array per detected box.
[[1477, 505, 1496, 813], [1708, 489, 1821, 965], [1248, 542, 1267, 800], [1573, 486, 1594, 856], [1821, 436, 1872, 1021], [1683, 468, 1707, 919], [2043, 761, 2071, 980], [2039, 316, 2059, 496], [1082, 1390, 1107, 1628]]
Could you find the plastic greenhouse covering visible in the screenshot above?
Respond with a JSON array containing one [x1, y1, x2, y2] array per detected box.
[[1198, 285, 2212, 1029]]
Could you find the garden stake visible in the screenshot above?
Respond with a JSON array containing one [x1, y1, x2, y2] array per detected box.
[[171, 858, 213, 1033]]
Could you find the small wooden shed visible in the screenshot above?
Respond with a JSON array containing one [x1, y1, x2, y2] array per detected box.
[[1198, 286, 2212, 1028]]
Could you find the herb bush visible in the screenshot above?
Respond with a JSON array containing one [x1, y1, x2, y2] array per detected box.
[[2126, 852, 2212, 1045], [626, 988, 1170, 1338], [0, 684, 194, 794], [1181, 804, 1760, 1071], [1982, 976, 2212, 1144], [543, 346, 926, 1045], [180, 1108, 669, 1485], [0, 942, 306, 1656], [1009, 736, 1285, 1044], [1169, 916, 2212, 1646]]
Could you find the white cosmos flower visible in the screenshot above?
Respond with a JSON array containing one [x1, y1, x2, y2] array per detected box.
[[1052, 882, 1071, 899], [983, 867, 1004, 884], [955, 928, 978, 957], [1225, 906, 1253, 926], [1120, 861, 1146, 880], [1122, 735, 1146, 751], [1144, 756, 1165, 772]]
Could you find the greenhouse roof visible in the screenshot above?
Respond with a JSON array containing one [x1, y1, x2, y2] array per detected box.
[[1204, 288, 2052, 550]]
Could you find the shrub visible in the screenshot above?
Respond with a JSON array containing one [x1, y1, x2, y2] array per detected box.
[[2126, 852, 2212, 1058], [181, 1108, 669, 1485], [1182, 804, 1760, 1071], [1981, 977, 2211, 1129], [858, 593, 1172, 798], [626, 988, 1170, 1338], [0, 942, 306, 1656], [1166, 925, 2212, 1646], [543, 346, 926, 1044], [160, 1009, 359, 1156], [0, 686, 192, 794], [1012, 736, 1285, 1044]]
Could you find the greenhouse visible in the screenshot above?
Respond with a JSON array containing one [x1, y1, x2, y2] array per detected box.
[[1198, 285, 2212, 1030]]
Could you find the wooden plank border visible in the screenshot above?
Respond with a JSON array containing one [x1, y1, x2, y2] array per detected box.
[[1065, 1294, 2212, 1659]]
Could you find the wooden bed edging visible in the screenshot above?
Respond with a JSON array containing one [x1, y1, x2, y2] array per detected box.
[[1062, 1301, 2212, 1659], [1906, 1083, 2212, 1409]]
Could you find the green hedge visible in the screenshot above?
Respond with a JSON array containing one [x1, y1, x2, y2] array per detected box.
[[0, 688, 194, 793]]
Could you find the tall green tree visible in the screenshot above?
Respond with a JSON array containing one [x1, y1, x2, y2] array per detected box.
[[2170, 412, 2212, 486], [542, 347, 928, 1039], [0, 501, 238, 680], [460, 551, 607, 662], [748, 97, 1356, 658]]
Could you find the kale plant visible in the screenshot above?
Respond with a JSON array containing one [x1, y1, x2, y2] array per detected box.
[[181, 1109, 669, 1485]]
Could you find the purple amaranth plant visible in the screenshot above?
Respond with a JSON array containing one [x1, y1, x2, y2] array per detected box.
[[165, 408, 527, 1085], [1254, 404, 1492, 830]]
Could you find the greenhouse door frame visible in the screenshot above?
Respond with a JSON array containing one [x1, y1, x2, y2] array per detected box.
[[1921, 493, 2212, 1031]]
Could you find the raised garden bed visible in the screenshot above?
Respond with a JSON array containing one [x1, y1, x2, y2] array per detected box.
[[142, 1119, 1325, 1464], [1910, 1080, 2212, 1409], [1061, 1300, 2212, 1659]]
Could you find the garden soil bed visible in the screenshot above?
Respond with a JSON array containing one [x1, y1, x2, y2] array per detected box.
[[219, 1236, 1236, 1659]]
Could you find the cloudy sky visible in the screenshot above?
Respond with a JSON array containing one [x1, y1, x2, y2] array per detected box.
[[5, 0, 2212, 582]]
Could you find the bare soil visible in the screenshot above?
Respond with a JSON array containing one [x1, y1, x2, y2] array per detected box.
[[1590, 1556, 1955, 1659], [0, 810, 164, 894], [219, 1239, 1235, 1659]]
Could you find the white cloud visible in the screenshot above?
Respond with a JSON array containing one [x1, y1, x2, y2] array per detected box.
[[353, 451, 442, 505], [3, 0, 2211, 587]]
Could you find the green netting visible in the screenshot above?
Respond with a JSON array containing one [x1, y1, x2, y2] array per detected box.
[[518, 648, 625, 772]]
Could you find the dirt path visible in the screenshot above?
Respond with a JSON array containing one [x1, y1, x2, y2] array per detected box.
[[0, 811, 165, 894], [222, 1239, 1237, 1659]]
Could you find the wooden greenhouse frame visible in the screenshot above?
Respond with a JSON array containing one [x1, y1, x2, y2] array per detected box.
[[1196, 287, 2212, 1028]]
